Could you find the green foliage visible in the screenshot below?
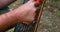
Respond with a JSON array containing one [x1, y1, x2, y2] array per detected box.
[[56, 11, 60, 16]]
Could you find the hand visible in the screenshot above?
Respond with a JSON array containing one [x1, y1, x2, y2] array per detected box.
[[15, 0, 37, 22]]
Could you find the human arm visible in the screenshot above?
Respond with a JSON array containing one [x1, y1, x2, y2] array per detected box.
[[0, 0, 37, 31], [0, 0, 16, 9]]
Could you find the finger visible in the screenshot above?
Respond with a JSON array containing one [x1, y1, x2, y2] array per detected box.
[[31, 2, 39, 8], [31, 8, 36, 13], [29, 0, 34, 2], [34, 3, 40, 7], [28, 8, 36, 16]]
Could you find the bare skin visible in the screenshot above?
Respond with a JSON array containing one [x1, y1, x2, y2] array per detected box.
[[0, 0, 37, 31], [0, 0, 16, 9]]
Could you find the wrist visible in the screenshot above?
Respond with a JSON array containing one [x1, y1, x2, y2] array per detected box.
[[6, 10, 18, 23]]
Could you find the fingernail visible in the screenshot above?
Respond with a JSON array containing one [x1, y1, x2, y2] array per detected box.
[[34, 3, 40, 7]]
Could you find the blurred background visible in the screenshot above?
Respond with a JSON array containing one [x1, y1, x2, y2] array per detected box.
[[1, 0, 60, 32]]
